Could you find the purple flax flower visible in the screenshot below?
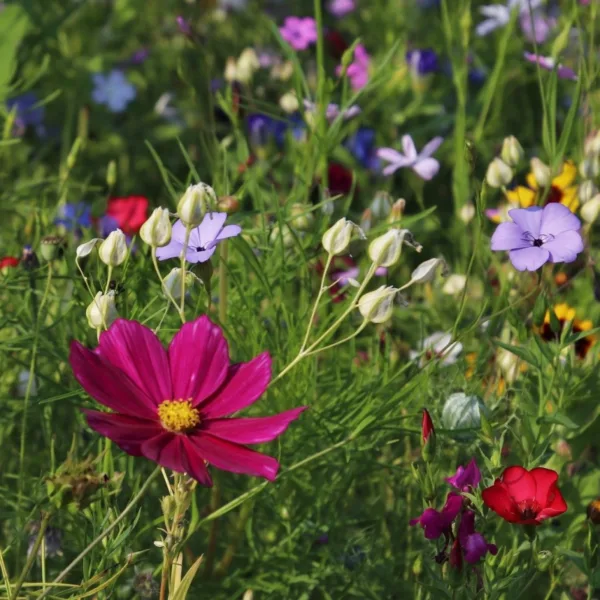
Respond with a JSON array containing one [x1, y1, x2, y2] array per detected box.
[[91, 70, 136, 113], [406, 49, 439, 75], [280, 17, 318, 51], [156, 214, 241, 264], [490, 204, 583, 271], [377, 135, 443, 180], [337, 44, 370, 91], [303, 100, 360, 123], [523, 52, 577, 81], [410, 493, 463, 540], [458, 511, 497, 564], [54, 203, 92, 231], [327, 0, 355, 17], [6, 92, 45, 136], [476, 0, 542, 37], [446, 458, 482, 491]]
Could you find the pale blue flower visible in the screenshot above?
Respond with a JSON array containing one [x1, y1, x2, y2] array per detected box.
[[91, 70, 136, 113]]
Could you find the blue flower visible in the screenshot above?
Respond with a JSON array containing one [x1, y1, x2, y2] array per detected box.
[[6, 92, 45, 135], [91, 70, 136, 113], [345, 127, 379, 170], [54, 203, 92, 231], [247, 113, 305, 149], [406, 49, 439, 75]]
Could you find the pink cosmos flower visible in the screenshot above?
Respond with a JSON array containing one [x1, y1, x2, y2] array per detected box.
[[70, 316, 306, 486], [524, 52, 577, 81], [280, 17, 318, 51], [336, 44, 370, 91], [377, 135, 443, 180]]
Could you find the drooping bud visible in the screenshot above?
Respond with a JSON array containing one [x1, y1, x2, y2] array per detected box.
[[530, 158, 552, 188], [485, 158, 513, 188], [140, 208, 172, 247], [500, 135, 524, 167], [581, 194, 600, 224], [177, 183, 216, 227], [578, 180, 598, 204], [357, 286, 398, 323], [388, 198, 406, 223], [322, 218, 363, 256], [411, 257, 449, 284], [98, 230, 127, 266], [86, 291, 118, 329], [368, 229, 421, 268]]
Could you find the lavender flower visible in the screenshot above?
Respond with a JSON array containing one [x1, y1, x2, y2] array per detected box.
[[156, 213, 241, 263], [327, 0, 355, 17], [377, 135, 443, 180], [520, 11, 556, 43], [491, 204, 584, 271], [91, 70, 136, 113], [523, 52, 578, 81], [280, 17, 317, 51], [303, 100, 360, 123]]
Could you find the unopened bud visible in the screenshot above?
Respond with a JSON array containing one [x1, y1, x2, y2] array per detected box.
[[411, 257, 449, 284], [388, 198, 406, 223], [322, 218, 363, 256], [40, 236, 64, 261], [177, 183, 216, 227], [162, 267, 202, 300], [459, 203, 475, 224], [224, 57, 238, 82], [357, 286, 398, 323], [236, 48, 260, 84], [66, 138, 82, 170], [370, 191, 394, 221], [289, 203, 314, 231], [270, 224, 295, 248], [279, 91, 299, 114], [98, 230, 127, 266], [421, 409, 436, 462], [535, 550, 554, 572], [485, 158, 513, 188], [368, 228, 421, 268], [217, 195, 241, 214], [501, 136, 524, 167], [530, 158, 552, 188], [581, 194, 600, 224], [86, 291, 118, 329], [579, 180, 598, 204], [579, 156, 600, 179], [442, 274, 466, 295], [140, 208, 172, 247], [106, 160, 117, 188]]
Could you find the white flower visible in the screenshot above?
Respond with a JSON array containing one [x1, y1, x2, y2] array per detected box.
[[280, 91, 300, 114], [410, 332, 463, 367], [358, 286, 398, 323], [86, 291, 118, 329], [485, 158, 513, 188], [76, 238, 102, 259], [98, 230, 127, 266], [178, 183, 217, 227], [91, 70, 136, 113], [368, 228, 421, 267], [411, 257, 449, 283], [140, 208, 172, 247], [322, 218, 364, 255]]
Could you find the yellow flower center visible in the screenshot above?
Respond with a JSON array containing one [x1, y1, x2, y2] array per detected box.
[[157, 399, 200, 433]]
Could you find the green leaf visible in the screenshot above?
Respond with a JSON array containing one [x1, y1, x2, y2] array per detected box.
[[495, 340, 540, 370], [0, 5, 30, 98], [537, 413, 579, 430], [170, 555, 204, 600]]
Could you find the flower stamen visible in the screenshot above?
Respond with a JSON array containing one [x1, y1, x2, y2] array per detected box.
[[158, 399, 200, 433]]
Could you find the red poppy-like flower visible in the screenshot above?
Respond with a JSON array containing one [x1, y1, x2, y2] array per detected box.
[[106, 196, 149, 235], [70, 316, 306, 486], [482, 466, 567, 525], [0, 256, 19, 270]]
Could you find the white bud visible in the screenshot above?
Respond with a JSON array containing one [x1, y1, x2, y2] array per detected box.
[[279, 91, 299, 114], [322, 218, 364, 256], [358, 286, 398, 323], [270, 224, 295, 248], [459, 203, 475, 224], [140, 208, 172, 247], [580, 194, 600, 224], [224, 57, 237, 82], [442, 274, 467, 295], [98, 229, 127, 266], [579, 180, 598, 204], [242, 591, 254, 600], [368, 228, 422, 268], [177, 183, 216, 227], [411, 257, 449, 284], [370, 191, 393, 220], [485, 158, 513, 188], [86, 291, 118, 329], [289, 204, 314, 231], [579, 156, 600, 179], [76, 238, 102, 259], [236, 48, 260, 84], [500, 135, 524, 167], [530, 158, 552, 188], [162, 268, 203, 300], [584, 130, 600, 156]]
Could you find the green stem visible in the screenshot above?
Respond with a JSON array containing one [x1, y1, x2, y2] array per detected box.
[[151, 248, 185, 323], [300, 254, 332, 352], [179, 225, 192, 319], [218, 241, 228, 324], [37, 466, 161, 600]]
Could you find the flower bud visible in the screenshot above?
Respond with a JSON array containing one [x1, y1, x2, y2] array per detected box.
[[581, 194, 600, 224], [579, 156, 600, 179], [485, 158, 513, 188], [236, 48, 260, 84], [177, 183, 216, 227], [224, 57, 238, 82], [578, 180, 598, 204], [587, 498, 600, 525], [290, 203, 314, 231], [162, 268, 202, 300], [442, 274, 466, 295], [459, 203, 475, 224], [421, 409, 436, 462], [279, 91, 299, 114], [411, 257, 449, 284], [584, 130, 600, 156], [86, 291, 118, 329], [368, 228, 422, 268], [501, 135, 524, 167], [370, 191, 393, 221], [530, 157, 552, 188], [40, 236, 64, 262], [217, 195, 241, 214], [270, 224, 295, 248], [322, 218, 363, 256], [140, 208, 172, 247], [357, 286, 398, 323], [388, 198, 406, 223], [106, 160, 117, 188], [98, 230, 127, 266]]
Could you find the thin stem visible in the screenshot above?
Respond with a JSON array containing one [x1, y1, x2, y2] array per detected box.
[[151, 248, 185, 323], [37, 466, 161, 600], [103, 265, 113, 295], [304, 321, 368, 356], [218, 241, 229, 324], [300, 254, 332, 352], [159, 554, 170, 600], [10, 512, 52, 600], [179, 225, 192, 318]]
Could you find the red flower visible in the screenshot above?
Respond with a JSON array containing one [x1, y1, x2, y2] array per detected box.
[[106, 196, 149, 235], [421, 409, 435, 443], [482, 466, 567, 525], [0, 256, 19, 270], [327, 162, 355, 197]]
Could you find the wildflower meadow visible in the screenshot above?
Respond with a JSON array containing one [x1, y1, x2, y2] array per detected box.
[[1, 0, 600, 598]]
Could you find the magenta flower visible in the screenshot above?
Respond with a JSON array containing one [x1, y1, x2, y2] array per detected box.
[[280, 17, 318, 51], [327, 0, 355, 17], [445, 458, 482, 491], [524, 52, 577, 81], [490, 204, 583, 272], [409, 493, 463, 539], [377, 135, 443, 180], [70, 316, 306, 486], [458, 511, 497, 564], [337, 44, 370, 91], [156, 213, 241, 264]]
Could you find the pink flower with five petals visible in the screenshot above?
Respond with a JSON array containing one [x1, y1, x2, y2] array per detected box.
[[70, 316, 306, 486]]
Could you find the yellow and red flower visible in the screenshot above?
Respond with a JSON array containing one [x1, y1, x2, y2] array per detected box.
[[538, 303, 596, 359]]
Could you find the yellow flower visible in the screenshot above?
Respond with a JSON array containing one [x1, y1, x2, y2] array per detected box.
[[505, 161, 579, 212]]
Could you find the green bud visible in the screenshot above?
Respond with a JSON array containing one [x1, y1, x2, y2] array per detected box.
[[40, 236, 64, 262], [412, 554, 423, 577], [532, 292, 548, 328], [106, 160, 117, 188], [66, 138, 82, 170], [535, 550, 553, 572]]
